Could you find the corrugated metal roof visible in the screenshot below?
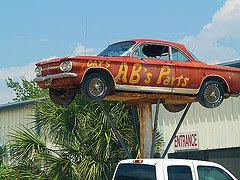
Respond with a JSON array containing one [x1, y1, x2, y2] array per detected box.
[[0, 97, 46, 111], [219, 59, 240, 68]]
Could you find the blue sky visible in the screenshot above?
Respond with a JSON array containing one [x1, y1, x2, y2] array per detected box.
[[1, 0, 240, 103]]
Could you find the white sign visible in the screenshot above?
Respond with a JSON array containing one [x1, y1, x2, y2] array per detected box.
[[174, 131, 199, 151]]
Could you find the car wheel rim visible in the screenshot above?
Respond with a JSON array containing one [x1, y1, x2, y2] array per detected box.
[[89, 78, 105, 97], [204, 84, 220, 103]]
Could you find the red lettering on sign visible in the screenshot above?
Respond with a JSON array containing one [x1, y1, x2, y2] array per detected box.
[[174, 132, 198, 150]]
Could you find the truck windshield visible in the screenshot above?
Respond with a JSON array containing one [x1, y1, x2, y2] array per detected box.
[[98, 41, 136, 57], [114, 163, 156, 180]]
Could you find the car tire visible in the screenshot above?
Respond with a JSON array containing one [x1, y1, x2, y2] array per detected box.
[[81, 73, 108, 101], [197, 81, 224, 108], [163, 104, 187, 113], [49, 88, 75, 106]]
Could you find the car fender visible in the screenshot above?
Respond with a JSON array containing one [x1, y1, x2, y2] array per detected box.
[[199, 74, 230, 93], [80, 66, 116, 87]]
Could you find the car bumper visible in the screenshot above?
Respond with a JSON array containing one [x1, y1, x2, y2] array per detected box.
[[33, 72, 78, 82]]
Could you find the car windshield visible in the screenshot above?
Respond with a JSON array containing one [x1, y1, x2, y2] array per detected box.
[[98, 41, 136, 57]]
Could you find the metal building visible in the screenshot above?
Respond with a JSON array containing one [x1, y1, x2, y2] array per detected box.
[[0, 99, 38, 163], [155, 60, 240, 178], [156, 97, 240, 152]]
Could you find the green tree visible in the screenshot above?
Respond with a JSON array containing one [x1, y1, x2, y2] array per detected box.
[[6, 77, 48, 102], [6, 78, 164, 179]]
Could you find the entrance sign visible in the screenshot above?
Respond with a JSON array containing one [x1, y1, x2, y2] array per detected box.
[[174, 131, 199, 151]]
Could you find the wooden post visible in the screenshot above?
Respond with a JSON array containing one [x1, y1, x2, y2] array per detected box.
[[139, 102, 153, 158]]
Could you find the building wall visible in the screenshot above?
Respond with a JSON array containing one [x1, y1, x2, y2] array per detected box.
[[168, 147, 240, 178], [153, 97, 240, 154], [0, 105, 35, 146]]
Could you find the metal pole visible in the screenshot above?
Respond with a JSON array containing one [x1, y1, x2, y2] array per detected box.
[[150, 98, 160, 158], [161, 103, 192, 158], [98, 101, 133, 159]]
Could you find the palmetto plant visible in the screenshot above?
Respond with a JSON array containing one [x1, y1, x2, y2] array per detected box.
[[8, 95, 164, 180]]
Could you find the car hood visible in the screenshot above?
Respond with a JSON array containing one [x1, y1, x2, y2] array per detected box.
[[35, 57, 63, 66], [35, 56, 127, 66]]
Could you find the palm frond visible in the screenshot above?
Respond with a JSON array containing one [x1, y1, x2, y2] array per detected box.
[[41, 153, 80, 180], [8, 126, 48, 165]]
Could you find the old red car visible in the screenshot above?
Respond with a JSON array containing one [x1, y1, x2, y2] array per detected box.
[[34, 39, 240, 112]]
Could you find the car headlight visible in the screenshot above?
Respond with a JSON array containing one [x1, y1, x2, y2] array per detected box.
[[60, 61, 72, 72], [35, 66, 42, 77]]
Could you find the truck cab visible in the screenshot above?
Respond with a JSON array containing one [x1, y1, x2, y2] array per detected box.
[[112, 159, 237, 180]]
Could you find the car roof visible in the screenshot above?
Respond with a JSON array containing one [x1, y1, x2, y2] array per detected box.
[[135, 39, 184, 47], [114, 39, 195, 60], [117, 39, 185, 49]]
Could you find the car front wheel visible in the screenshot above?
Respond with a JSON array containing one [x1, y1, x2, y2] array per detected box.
[[81, 73, 108, 101], [49, 88, 75, 105], [197, 81, 224, 108]]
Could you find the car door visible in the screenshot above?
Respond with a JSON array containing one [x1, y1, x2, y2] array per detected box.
[[127, 43, 175, 93], [170, 47, 202, 95]]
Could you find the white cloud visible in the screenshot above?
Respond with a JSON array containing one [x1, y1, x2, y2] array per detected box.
[[0, 83, 15, 104], [73, 43, 102, 55], [0, 62, 35, 81], [41, 56, 59, 62], [180, 0, 240, 63]]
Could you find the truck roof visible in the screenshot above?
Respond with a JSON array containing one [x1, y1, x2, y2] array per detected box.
[[114, 159, 237, 180], [118, 158, 224, 168]]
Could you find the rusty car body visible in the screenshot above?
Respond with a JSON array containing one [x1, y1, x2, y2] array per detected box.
[[34, 39, 240, 112]]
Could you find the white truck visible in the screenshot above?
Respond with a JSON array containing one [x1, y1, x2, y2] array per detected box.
[[112, 159, 237, 180]]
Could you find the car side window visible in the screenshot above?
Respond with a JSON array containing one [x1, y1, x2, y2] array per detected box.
[[197, 166, 233, 180], [132, 44, 148, 58], [172, 48, 189, 61], [167, 165, 193, 180], [132, 48, 140, 58], [132, 44, 170, 60]]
